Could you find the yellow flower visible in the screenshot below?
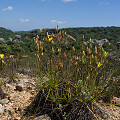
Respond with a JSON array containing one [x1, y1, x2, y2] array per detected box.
[[47, 32, 49, 38], [0, 54, 4, 59], [48, 37, 53, 42], [47, 32, 53, 42], [97, 62, 103, 68], [104, 51, 108, 57]]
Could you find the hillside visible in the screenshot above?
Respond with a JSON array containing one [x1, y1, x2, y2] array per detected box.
[[0, 27, 15, 40], [66, 27, 120, 42], [17, 26, 120, 45], [0, 26, 120, 55]]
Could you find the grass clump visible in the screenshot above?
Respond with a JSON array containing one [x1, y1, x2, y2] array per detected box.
[[22, 27, 120, 119]]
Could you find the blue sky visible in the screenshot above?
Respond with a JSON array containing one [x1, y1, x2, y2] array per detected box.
[[0, 0, 120, 31]]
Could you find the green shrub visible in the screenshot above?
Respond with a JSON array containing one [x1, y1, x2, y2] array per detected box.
[[31, 28, 120, 119]]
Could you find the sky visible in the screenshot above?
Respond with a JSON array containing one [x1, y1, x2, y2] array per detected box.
[[0, 0, 120, 31]]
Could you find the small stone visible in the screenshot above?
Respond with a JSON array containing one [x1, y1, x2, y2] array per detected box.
[[15, 79, 24, 91], [31, 90, 35, 95], [6, 83, 14, 89], [16, 84, 24, 92], [0, 87, 7, 99], [34, 114, 51, 120], [27, 86, 32, 90], [4, 108, 12, 115], [0, 104, 4, 114], [0, 99, 9, 104], [14, 117, 21, 120], [18, 79, 24, 84], [111, 97, 120, 105], [18, 107, 22, 111], [103, 114, 108, 119]]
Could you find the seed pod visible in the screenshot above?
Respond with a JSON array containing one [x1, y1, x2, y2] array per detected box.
[[89, 38, 92, 43], [90, 60, 92, 65], [33, 37, 35, 41], [37, 43, 39, 50], [99, 54, 102, 58], [35, 39, 38, 44], [41, 52, 44, 56], [102, 60, 104, 64], [95, 46, 97, 50], [87, 46, 89, 52], [64, 52, 67, 57], [95, 56, 97, 61], [51, 40, 54, 45], [40, 46, 43, 51], [99, 44, 102, 51], [76, 56, 79, 61], [78, 56, 81, 62], [83, 51, 85, 56], [58, 48, 61, 53], [43, 27, 45, 31], [52, 47, 54, 55], [72, 46, 75, 52], [75, 62, 78, 66], [37, 35, 39, 39], [83, 41, 86, 45], [40, 41, 42, 46], [92, 54, 94, 59], [59, 31, 61, 35], [45, 37, 47, 41], [88, 48, 91, 54], [102, 47, 104, 52], [95, 46, 97, 54], [81, 45, 84, 51], [90, 43, 92, 49], [95, 49, 97, 54], [55, 26, 58, 31], [40, 28, 42, 33], [64, 31, 67, 35]]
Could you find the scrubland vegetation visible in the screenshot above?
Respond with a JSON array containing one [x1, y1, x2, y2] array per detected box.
[[0, 26, 120, 119]]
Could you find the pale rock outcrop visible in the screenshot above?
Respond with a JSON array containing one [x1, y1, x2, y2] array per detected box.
[[87, 39, 109, 46], [0, 38, 5, 42]]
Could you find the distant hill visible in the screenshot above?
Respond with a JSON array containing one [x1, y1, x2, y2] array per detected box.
[[0, 27, 15, 40], [16, 26, 120, 41], [15, 28, 50, 35]]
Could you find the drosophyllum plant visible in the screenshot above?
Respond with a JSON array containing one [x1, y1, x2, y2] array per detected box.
[[0, 54, 19, 81], [33, 27, 118, 119]]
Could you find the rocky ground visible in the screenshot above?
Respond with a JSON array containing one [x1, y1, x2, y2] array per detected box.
[[0, 73, 50, 120], [0, 72, 120, 120]]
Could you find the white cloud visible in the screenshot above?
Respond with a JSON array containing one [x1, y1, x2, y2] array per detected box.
[[50, 20, 66, 24], [20, 18, 30, 23], [62, 0, 77, 3], [100, 1, 109, 5], [57, 21, 66, 24], [2, 6, 13, 11], [51, 20, 57, 23]]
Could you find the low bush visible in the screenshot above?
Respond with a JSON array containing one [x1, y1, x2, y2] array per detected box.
[[25, 27, 120, 120]]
